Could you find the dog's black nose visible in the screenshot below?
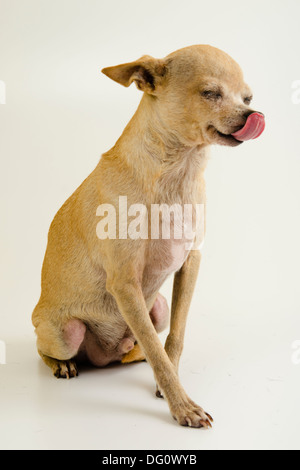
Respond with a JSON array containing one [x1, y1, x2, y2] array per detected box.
[[243, 110, 254, 119], [244, 110, 265, 119]]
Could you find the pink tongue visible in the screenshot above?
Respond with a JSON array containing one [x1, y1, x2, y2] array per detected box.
[[232, 112, 265, 141]]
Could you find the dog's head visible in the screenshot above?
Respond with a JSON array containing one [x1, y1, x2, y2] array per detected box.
[[102, 45, 265, 147]]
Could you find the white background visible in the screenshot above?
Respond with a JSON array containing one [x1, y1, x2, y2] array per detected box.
[[0, 0, 300, 450]]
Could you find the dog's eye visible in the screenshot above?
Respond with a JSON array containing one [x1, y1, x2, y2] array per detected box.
[[201, 90, 223, 101], [244, 96, 253, 105]]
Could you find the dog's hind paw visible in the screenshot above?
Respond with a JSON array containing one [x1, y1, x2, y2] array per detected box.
[[39, 351, 79, 379], [53, 359, 78, 379]]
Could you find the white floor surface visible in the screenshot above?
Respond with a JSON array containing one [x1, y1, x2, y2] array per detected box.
[[1, 311, 299, 450]]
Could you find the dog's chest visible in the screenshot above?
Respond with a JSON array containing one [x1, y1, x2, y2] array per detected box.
[[152, 239, 191, 276], [145, 208, 195, 280]]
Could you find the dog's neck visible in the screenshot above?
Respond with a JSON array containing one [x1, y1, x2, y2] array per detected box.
[[103, 94, 209, 202]]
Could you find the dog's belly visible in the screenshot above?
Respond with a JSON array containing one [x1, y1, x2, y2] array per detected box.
[[76, 293, 169, 367], [77, 324, 135, 367]]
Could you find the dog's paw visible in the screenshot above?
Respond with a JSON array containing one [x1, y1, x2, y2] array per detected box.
[[155, 385, 164, 398], [172, 399, 213, 428], [53, 359, 78, 379]]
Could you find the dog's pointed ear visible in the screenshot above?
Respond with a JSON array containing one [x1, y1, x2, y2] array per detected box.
[[102, 55, 167, 95]]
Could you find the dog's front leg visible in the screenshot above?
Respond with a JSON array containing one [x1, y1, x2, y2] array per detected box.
[[165, 250, 201, 372], [107, 268, 212, 428]]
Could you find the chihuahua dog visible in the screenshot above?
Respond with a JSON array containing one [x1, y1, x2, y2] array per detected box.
[[32, 45, 265, 428]]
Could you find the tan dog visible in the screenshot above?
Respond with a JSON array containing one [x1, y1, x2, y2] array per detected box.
[[32, 45, 265, 428]]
